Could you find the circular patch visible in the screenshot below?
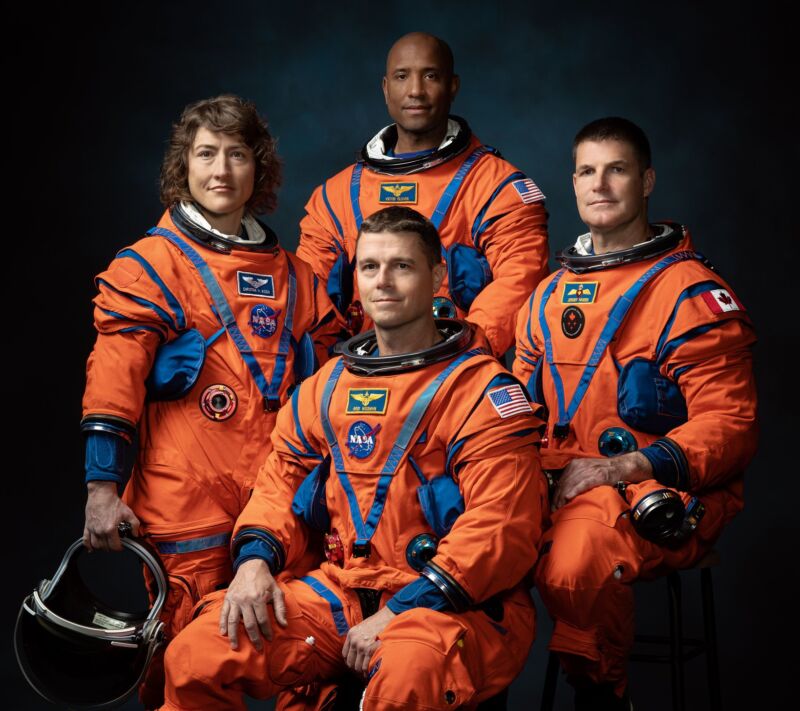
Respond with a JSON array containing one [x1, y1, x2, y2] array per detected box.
[[346, 420, 381, 459], [432, 296, 457, 319], [561, 306, 585, 338], [200, 384, 238, 421], [346, 300, 364, 333], [598, 427, 638, 457], [249, 304, 281, 338]]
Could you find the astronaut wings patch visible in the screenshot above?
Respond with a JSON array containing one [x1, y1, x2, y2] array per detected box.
[[487, 384, 533, 418]]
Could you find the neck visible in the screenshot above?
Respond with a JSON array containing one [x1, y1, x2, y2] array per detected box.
[[374, 317, 441, 356], [590, 215, 652, 255], [394, 122, 448, 155], [198, 206, 245, 237]]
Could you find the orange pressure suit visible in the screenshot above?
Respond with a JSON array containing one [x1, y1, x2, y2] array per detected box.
[[298, 116, 549, 356], [512, 223, 757, 695], [161, 321, 547, 711], [81, 205, 340, 702]]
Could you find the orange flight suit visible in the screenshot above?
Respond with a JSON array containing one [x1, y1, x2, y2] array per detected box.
[[513, 224, 757, 692], [161, 324, 547, 710], [82, 208, 340, 702], [297, 119, 549, 356]]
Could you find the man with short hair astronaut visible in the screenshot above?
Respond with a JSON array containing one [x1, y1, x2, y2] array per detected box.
[[159, 206, 548, 710], [514, 117, 757, 710]]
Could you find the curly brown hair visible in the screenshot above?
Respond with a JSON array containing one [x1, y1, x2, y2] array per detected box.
[[160, 94, 281, 214]]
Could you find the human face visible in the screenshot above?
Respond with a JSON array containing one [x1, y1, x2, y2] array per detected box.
[[187, 126, 255, 228], [573, 139, 655, 235], [356, 231, 445, 332], [382, 35, 459, 142]]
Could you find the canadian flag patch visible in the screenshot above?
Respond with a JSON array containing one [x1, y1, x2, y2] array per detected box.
[[701, 288, 744, 314]]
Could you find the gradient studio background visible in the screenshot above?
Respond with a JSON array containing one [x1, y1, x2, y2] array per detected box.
[[8, 1, 791, 709]]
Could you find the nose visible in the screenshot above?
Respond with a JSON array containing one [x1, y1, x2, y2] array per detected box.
[[376, 264, 393, 289], [407, 72, 424, 97], [591, 169, 609, 191], [211, 151, 231, 177]]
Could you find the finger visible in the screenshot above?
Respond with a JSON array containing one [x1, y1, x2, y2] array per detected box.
[[129, 513, 142, 537], [255, 601, 272, 640], [271, 586, 288, 627], [227, 605, 241, 650], [342, 634, 352, 660], [345, 640, 359, 670], [90, 531, 109, 552], [219, 599, 230, 635], [82, 528, 93, 551], [241, 607, 263, 651]]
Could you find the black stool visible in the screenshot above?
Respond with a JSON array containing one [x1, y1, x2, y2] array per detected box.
[[540, 550, 722, 711]]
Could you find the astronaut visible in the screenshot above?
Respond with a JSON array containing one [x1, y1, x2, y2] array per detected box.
[[80, 95, 340, 706], [513, 117, 757, 709], [159, 206, 547, 711], [297, 31, 549, 357]]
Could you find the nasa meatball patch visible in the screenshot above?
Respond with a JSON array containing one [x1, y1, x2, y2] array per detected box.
[[347, 421, 381, 459], [238, 271, 275, 298]]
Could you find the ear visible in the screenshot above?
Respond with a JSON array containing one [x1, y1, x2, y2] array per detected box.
[[572, 171, 579, 198], [643, 167, 656, 198], [382, 76, 389, 105], [450, 74, 460, 102], [432, 262, 446, 293]]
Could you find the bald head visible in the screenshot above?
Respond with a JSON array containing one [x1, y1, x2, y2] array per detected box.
[[382, 32, 459, 152], [386, 32, 455, 79]]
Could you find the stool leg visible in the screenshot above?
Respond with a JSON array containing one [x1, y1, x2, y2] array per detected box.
[[667, 572, 686, 711], [701, 568, 722, 711], [540, 650, 559, 711]]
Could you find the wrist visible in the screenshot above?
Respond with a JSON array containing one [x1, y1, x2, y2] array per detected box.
[[615, 452, 653, 483], [87, 480, 119, 494]]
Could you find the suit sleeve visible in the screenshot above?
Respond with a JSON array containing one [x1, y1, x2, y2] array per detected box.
[[512, 289, 544, 399], [232, 378, 325, 572], [466, 171, 549, 357], [421, 372, 547, 607], [639, 287, 757, 492], [297, 182, 349, 289], [83, 244, 188, 427]]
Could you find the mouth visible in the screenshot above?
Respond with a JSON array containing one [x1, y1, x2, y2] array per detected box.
[[403, 105, 430, 113], [210, 186, 234, 192]]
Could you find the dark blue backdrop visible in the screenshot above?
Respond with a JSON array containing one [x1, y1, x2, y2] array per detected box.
[[8, 2, 790, 709]]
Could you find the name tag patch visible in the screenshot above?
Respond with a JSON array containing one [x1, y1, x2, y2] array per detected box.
[[346, 388, 389, 415], [238, 271, 275, 298], [562, 282, 599, 304], [379, 182, 418, 204]]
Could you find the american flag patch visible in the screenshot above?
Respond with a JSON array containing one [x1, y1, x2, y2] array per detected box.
[[701, 289, 744, 314], [512, 178, 545, 204], [487, 384, 533, 418]]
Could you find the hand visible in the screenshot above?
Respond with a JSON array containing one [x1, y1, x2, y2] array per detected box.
[[220, 559, 287, 651], [342, 606, 396, 677], [83, 481, 141, 551], [552, 452, 652, 510]]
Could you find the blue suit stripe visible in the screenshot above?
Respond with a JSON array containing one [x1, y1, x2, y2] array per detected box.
[[96, 278, 178, 331], [350, 163, 365, 229], [298, 576, 349, 635], [430, 147, 490, 229], [321, 182, 346, 253], [117, 248, 186, 329], [655, 280, 723, 357], [291, 385, 318, 456], [470, 170, 525, 247]]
